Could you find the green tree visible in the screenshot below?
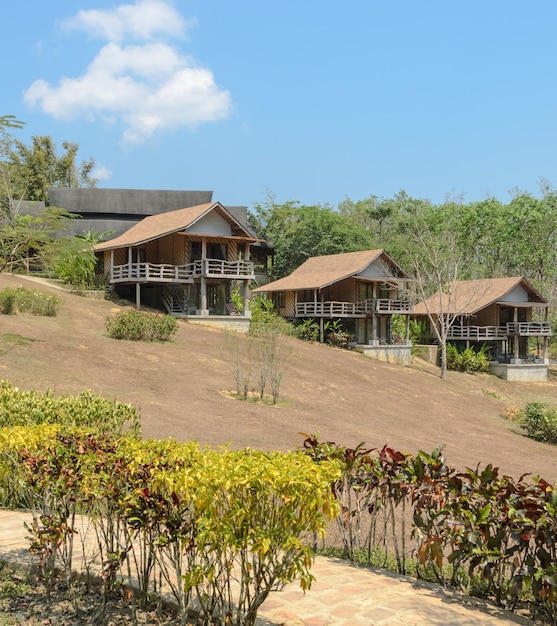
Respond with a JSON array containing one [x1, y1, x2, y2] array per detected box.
[[251, 196, 374, 278], [9, 135, 97, 202], [0, 207, 76, 273]]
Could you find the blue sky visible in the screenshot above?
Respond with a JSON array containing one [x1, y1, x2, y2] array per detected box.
[[3, 0, 557, 209]]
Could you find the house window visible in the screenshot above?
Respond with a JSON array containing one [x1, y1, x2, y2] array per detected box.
[[209, 243, 228, 260], [191, 242, 202, 261], [275, 291, 286, 308]]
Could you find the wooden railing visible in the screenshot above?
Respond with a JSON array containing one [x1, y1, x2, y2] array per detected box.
[[447, 322, 552, 340], [375, 299, 413, 313], [199, 259, 255, 279], [295, 299, 412, 317], [506, 322, 552, 336], [111, 262, 196, 283], [110, 259, 254, 283], [447, 326, 508, 340]]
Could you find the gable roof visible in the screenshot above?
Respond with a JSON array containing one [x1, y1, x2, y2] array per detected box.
[[94, 202, 261, 251], [413, 276, 549, 316], [252, 249, 406, 293]]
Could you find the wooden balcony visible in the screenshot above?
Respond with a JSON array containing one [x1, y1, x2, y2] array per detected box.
[[295, 299, 412, 318], [375, 299, 413, 314], [200, 259, 255, 279], [505, 322, 552, 336], [447, 322, 552, 341], [296, 301, 368, 317], [447, 326, 508, 341], [110, 259, 254, 284]]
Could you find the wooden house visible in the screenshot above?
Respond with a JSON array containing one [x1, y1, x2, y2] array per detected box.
[[94, 201, 264, 319], [252, 249, 413, 362], [414, 276, 552, 380]]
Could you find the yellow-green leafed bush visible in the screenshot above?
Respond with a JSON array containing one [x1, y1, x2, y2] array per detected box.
[[0, 429, 339, 626], [0, 380, 140, 437]]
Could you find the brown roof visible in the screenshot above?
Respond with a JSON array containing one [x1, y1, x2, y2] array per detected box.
[[252, 249, 405, 292], [94, 202, 260, 251], [413, 276, 548, 316]]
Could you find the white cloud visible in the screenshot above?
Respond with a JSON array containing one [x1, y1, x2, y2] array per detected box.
[[61, 0, 192, 43], [91, 164, 112, 181], [24, 1, 231, 144]]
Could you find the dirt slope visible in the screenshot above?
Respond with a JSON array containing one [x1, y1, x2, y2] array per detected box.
[[1, 272, 557, 482]]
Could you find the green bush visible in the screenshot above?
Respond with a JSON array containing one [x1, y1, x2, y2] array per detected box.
[[0, 380, 140, 437], [520, 402, 557, 444], [0, 287, 60, 316], [0, 427, 340, 625], [105, 309, 178, 342], [292, 318, 320, 342], [446, 343, 490, 372]]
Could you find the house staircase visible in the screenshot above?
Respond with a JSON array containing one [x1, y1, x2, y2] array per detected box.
[[161, 286, 189, 315]]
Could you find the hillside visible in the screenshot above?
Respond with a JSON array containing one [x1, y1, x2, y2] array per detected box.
[[1, 272, 557, 482]]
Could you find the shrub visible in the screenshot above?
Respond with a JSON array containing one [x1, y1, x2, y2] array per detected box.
[[520, 401, 557, 443], [0, 427, 340, 626], [292, 318, 320, 342], [0, 380, 140, 437], [0, 287, 60, 316], [446, 343, 490, 372], [105, 309, 178, 342], [324, 319, 352, 348], [409, 319, 434, 344]]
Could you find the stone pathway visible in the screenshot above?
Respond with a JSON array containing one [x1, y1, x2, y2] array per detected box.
[[0, 509, 535, 625]]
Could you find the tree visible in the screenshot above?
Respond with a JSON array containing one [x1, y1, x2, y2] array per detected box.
[[401, 198, 477, 380], [0, 116, 97, 275], [8, 135, 97, 202], [0, 207, 76, 273], [250, 196, 374, 279]]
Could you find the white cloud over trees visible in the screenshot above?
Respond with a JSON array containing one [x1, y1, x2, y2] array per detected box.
[[24, 0, 232, 144]]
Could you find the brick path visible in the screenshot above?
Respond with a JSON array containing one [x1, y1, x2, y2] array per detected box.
[[0, 509, 535, 625]]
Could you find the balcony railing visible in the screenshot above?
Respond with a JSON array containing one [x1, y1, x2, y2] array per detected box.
[[110, 259, 254, 283], [375, 299, 413, 313], [295, 299, 412, 317], [447, 326, 508, 340], [447, 322, 552, 340], [506, 322, 552, 336]]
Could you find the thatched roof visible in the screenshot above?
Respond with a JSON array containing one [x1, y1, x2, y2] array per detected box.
[[252, 249, 406, 292], [48, 188, 213, 217], [413, 276, 549, 316]]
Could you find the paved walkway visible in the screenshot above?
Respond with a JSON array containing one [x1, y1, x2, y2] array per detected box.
[[0, 509, 535, 625]]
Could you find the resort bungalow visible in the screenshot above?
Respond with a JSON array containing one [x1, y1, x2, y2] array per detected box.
[[252, 249, 413, 364], [414, 276, 553, 381], [94, 201, 264, 329]]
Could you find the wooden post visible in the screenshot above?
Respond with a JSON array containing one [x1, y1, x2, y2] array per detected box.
[[135, 283, 141, 309], [513, 306, 519, 362], [543, 306, 549, 361], [371, 283, 377, 343], [200, 239, 208, 314]]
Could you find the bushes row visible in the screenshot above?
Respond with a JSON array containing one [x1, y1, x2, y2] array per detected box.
[[105, 308, 178, 341], [0, 380, 140, 438], [302, 434, 557, 623], [0, 287, 60, 316], [0, 426, 339, 626]]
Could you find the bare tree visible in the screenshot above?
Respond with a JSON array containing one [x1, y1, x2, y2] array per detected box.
[[402, 199, 484, 380]]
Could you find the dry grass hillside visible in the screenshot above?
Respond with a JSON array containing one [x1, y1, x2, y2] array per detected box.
[[1, 272, 557, 483]]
